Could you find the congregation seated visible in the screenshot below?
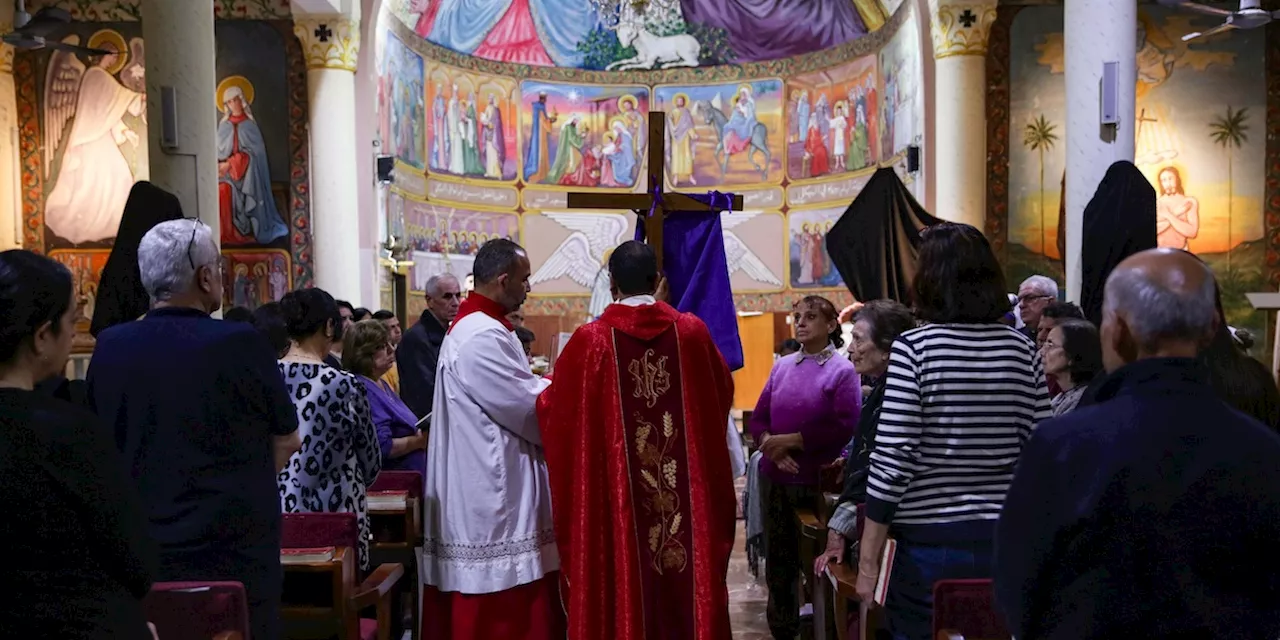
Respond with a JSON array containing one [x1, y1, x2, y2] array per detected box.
[[344, 319, 427, 486], [87, 219, 300, 640], [278, 288, 383, 571], [370, 309, 403, 393], [0, 250, 158, 639]]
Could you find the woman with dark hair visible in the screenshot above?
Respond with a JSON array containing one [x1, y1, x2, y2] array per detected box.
[[252, 301, 290, 358], [1043, 319, 1103, 416], [343, 320, 427, 485], [277, 288, 381, 569], [854, 223, 1050, 640], [815, 300, 917, 577], [0, 250, 158, 639], [749, 294, 861, 639], [90, 181, 185, 337]]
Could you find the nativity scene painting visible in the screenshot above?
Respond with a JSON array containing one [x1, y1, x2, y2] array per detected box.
[[426, 64, 519, 182], [787, 206, 845, 289], [520, 81, 649, 189], [654, 79, 784, 187], [787, 54, 880, 182]]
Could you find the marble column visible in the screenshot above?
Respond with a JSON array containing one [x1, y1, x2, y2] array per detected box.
[[293, 12, 363, 303], [1064, 0, 1136, 301], [0, 1, 19, 250], [139, 0, 220, 240], [927, 0, 996, 231]]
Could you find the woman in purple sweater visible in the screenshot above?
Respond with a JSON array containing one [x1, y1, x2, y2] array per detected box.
[[343, 320, 428, 483], [750, 295, 861, 640]]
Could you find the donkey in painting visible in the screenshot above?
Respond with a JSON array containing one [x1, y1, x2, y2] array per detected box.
[[694, 99, 770, 181]]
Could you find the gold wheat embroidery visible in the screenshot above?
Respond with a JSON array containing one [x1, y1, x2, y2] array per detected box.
[[631, 411, 688, 574]]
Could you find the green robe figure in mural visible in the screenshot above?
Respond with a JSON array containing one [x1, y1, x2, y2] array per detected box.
[[546, 118, 584, 184], [848, 119, 868, 171], [463, 101, 485, 176]]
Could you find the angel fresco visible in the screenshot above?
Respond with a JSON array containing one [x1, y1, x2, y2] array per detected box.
[[216, 76, 288, 246], [43, 31, 146, 245]]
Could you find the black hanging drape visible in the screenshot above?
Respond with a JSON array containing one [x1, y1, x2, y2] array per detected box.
[[90, 181, 185, 337], [824, 167, 942, 304], [1078, 161, 1157, 327]]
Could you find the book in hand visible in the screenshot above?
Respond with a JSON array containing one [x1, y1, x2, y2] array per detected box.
[[280, 546, 336, 564], [416, 412, 431, 431], [823, 538, 897, 607]]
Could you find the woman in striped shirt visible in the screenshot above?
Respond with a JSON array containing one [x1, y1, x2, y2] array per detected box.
[[853, 223, 1050, 640]]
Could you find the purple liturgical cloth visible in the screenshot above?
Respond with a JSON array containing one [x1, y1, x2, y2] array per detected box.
[[680, 0, 868, 63], [635, 192, 744, 371]]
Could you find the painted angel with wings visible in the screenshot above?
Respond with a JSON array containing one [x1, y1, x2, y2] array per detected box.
[[721, 211, 782, 287], [43, 31, 145, 245], [529, 212, 630, 318]]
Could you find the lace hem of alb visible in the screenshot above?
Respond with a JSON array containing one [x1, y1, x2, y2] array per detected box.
[[423, 528, 557, 563]]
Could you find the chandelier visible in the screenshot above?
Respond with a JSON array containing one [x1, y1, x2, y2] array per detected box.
[[588, 0, 681, 26]]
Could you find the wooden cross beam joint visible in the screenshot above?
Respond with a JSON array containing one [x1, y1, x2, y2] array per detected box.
[[563, 111, 744, 272]]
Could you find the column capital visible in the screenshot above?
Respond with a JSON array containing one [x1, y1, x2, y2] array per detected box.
[[928, 0, 998, 59], [292, 14, 360, 72]]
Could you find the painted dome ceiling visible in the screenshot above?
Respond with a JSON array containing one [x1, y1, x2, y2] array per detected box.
[[391, 0, 901, 69]]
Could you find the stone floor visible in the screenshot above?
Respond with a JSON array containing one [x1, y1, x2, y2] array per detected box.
[[728, 520, 772, 639]]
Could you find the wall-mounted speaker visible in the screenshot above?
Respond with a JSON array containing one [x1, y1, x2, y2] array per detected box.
[[160, 86, 178, 149], [906, 145, 921, 173], [1100, 61, 1120, 126], [376, 155, 395, 183]]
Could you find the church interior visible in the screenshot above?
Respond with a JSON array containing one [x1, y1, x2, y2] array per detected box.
[[3, 0, 1279, 638]]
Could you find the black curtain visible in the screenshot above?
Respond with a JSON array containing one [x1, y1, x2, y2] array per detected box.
[[1078, 161, 1157, 327], [90, 181, 185, 337], [825, 167, 942, 304]]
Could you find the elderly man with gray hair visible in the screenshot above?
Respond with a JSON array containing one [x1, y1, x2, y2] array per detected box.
[[994, 248, 1280, 640], [1016, 274, 1059, 341], [397, 271, 462, 418], [88, 218, 300, 640]]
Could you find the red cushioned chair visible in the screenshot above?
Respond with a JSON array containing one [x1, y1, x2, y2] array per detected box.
[[932, 579, 1010, 640], [280, 512, 405, 640], [367, 471, 423, 640], [145, 581, 250, 640]]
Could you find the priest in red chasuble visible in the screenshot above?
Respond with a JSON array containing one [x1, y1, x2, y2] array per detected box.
[[537, 241, 737, 640]]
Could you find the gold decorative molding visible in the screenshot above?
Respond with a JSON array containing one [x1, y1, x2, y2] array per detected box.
[[292, 16, 360, 72], [929, 0, 998, 59]]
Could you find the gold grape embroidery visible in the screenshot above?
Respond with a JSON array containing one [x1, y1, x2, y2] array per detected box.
[[633, 411, 688, 574]]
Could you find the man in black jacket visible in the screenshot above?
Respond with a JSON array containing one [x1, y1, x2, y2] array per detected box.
[[995, 248, 1280, 640], [397, 273, 461, 417]]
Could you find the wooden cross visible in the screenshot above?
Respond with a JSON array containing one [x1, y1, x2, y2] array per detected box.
[[564, 111, 744, 272]]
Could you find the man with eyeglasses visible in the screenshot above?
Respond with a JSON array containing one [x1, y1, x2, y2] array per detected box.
[[398, 272, 462, 418], [1016, 274, 1059, 342]]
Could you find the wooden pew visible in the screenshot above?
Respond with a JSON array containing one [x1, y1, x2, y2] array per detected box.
[[367, 476, 423, 640], [145, 581, 250, 640]]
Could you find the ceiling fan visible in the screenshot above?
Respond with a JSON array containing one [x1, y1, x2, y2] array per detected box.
[[1160, 0, 1279, 41], [2, 0, 112, 55]]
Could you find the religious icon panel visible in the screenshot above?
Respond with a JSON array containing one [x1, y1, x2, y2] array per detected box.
[[222, 249, 293, 311], [378, 31, 427, 171], [519, 80, 649, 189], [427, 62, 519, 182], [48, 249, 110, 332], [653, 79, 785, 188], [877, 0, 922, 162], [396, 193, 521, 292], [215, 20, 293, 250], [786, 206, 846, 290], [787, 55, 880, 182]]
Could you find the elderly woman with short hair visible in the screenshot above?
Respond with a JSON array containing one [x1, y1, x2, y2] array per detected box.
[[343, 319, 427, 483], [1042, 319, 1103, 416]]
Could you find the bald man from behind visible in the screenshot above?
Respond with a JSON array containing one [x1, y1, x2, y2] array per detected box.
[[994, 248, 1280, 640]]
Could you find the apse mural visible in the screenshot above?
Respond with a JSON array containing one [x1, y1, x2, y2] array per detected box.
[[1008, 5, 1266, 334], [222, 250, 291, 310], [426, 63, 519, 181], [378, 32, 426, 170], [41, 25, 147, 249], [520, 81, 649, 188], [653, 79, 784, 186], [389, 0, 887, 69], [877, 0, 920, 161], [787, 55, 880, 181], [396, 193, 521, 290], [787, 206, 845, 289]]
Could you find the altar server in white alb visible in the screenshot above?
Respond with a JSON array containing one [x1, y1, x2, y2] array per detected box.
[[419, 239, 560, 640]]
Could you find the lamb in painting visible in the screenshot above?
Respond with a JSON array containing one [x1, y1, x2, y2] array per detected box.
[[606, 22, 701, 71]]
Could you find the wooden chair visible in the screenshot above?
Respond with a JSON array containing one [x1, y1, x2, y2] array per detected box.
[[280, 512, 406, 640], [368, 471, 423, 640], [797, 493, 841, 640], [931, 579, 1010, 640], [145, 581, 250, 640]]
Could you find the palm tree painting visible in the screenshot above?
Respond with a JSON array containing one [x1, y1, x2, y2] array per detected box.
[[1208, 106, 1249, 269], [1023, 114, 1059, 256]]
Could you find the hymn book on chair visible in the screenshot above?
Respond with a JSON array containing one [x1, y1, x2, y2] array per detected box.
[[280, 547, 336, 564]]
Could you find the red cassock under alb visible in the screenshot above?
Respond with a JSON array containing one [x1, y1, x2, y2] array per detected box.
[[421, 572, 565, 640]]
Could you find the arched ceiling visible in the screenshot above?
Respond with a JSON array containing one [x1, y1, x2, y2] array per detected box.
[[389, 0, 903, 69]]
